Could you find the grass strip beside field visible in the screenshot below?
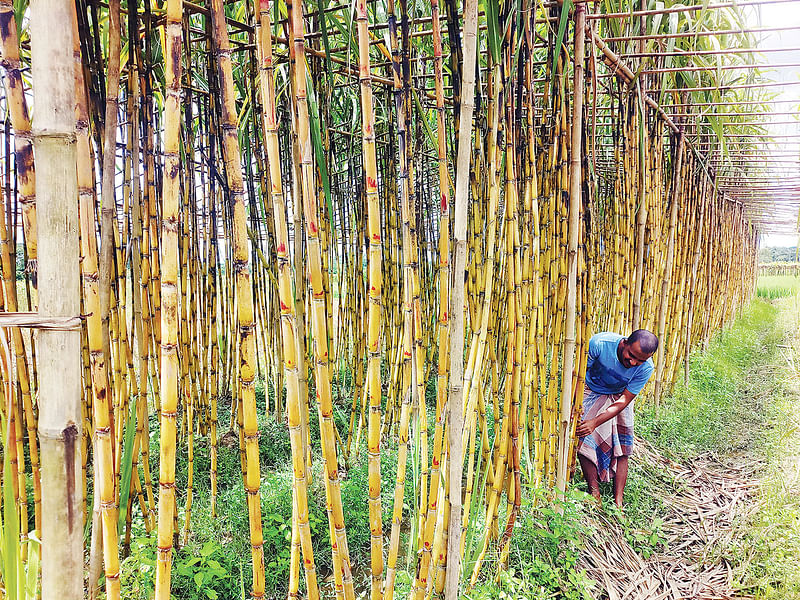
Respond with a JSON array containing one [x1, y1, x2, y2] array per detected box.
[[633, 280, 800, 599]]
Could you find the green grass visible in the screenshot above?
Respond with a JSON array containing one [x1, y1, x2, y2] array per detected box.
[[731, 294, 800, 598], [117, 376, 420, 600], [637, 299, 781, 461], [467, 487, 597, 600], [756, 275, 800, 300]]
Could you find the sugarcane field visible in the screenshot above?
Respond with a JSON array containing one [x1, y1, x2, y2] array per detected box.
[[2, 0, 800, 597]]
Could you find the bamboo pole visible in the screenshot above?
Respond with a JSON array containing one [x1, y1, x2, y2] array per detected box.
[[556, 2, 585, 495], [30, 0, 82, 595], [444, 0, 479, 595]]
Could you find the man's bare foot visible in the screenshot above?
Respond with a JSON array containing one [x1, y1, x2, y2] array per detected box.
[[590, 489, 602, 506]]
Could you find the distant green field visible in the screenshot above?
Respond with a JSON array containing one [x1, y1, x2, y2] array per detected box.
[[756, 275, 800, 300]]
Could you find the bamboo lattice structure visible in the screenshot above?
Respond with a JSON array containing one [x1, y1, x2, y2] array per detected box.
[[0, 0, 792, 597]]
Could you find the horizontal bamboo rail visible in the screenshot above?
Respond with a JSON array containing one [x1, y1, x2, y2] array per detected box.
[[648, 80, 800, 94], [601, 24, 800, 42], [759, 263, 800, 276], [635, 63, 800, 75], [0, 312, 82, 330], [587, 0, 797, 19], [622, 46, 800, 58]]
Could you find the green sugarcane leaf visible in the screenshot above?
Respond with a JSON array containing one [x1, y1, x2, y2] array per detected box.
[[707, 113, 726, 158], [483, 0, 502, 64], [412, 88, 437, 153], [647, 2, 664, 49], [461, 424, 485, 579], [464, 431, 491, 579], [658, 13, 679, 103], [12, 0, 25, 41], [3, 415, 19, 600], [317, 0, 334, 90], [306, 69, 334, 226], [549, 0, 573, 104], [118, 398, 137, 536], [25, 537, 40, 599]]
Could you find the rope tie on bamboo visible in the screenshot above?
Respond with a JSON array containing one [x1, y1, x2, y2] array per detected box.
[[30, 129, 77, 143], [0, 312, 81, 331]]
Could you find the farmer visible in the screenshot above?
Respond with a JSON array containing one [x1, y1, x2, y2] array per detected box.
[[575, 329, 658, 508]]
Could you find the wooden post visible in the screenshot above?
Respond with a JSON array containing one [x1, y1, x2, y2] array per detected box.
[[556, 1, 585, 494], [444, 0, 479, 593], [30, 0, 83, 597]]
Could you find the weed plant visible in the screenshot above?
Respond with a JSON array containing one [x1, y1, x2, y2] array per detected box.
[[119, 377, 418, 600], [467, 486, 597, 600]]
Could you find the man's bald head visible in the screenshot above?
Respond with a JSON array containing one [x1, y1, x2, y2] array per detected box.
[[627, 329, 659, 355]]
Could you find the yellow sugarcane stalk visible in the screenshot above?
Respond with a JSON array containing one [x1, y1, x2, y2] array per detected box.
[[209, 0, 267, 595], [354, 0, 385, 598], [154, 0, 182, 596]]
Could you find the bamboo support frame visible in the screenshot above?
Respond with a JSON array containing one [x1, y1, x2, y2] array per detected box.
[[0, 0, 781, 597]]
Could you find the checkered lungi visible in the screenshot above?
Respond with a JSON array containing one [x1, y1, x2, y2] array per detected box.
[[577, 385, 634, 482]]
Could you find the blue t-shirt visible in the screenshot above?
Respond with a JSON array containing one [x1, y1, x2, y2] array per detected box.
[[584, 332, 654, 395]]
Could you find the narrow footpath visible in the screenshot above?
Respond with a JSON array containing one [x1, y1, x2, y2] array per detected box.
[[580, 439, 759, 599], [578, 293, 800, 600]]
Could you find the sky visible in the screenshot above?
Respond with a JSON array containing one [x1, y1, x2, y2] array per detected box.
[[745, 0, 800, 247]]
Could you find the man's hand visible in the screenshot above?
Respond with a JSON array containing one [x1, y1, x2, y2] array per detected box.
[[576, 418, 597, 438]]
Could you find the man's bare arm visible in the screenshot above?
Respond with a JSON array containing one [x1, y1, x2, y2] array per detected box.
[[576, 389, 635, 437]]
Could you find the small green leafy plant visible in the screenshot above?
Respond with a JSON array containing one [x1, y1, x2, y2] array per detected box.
[[173, 540, 233, 600], [504, 486, 597, 600]]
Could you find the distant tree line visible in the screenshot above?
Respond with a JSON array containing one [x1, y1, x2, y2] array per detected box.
[[759, 246, 799, 264]]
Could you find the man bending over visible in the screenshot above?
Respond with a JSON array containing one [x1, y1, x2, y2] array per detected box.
[[575, 329, 658, 508]]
